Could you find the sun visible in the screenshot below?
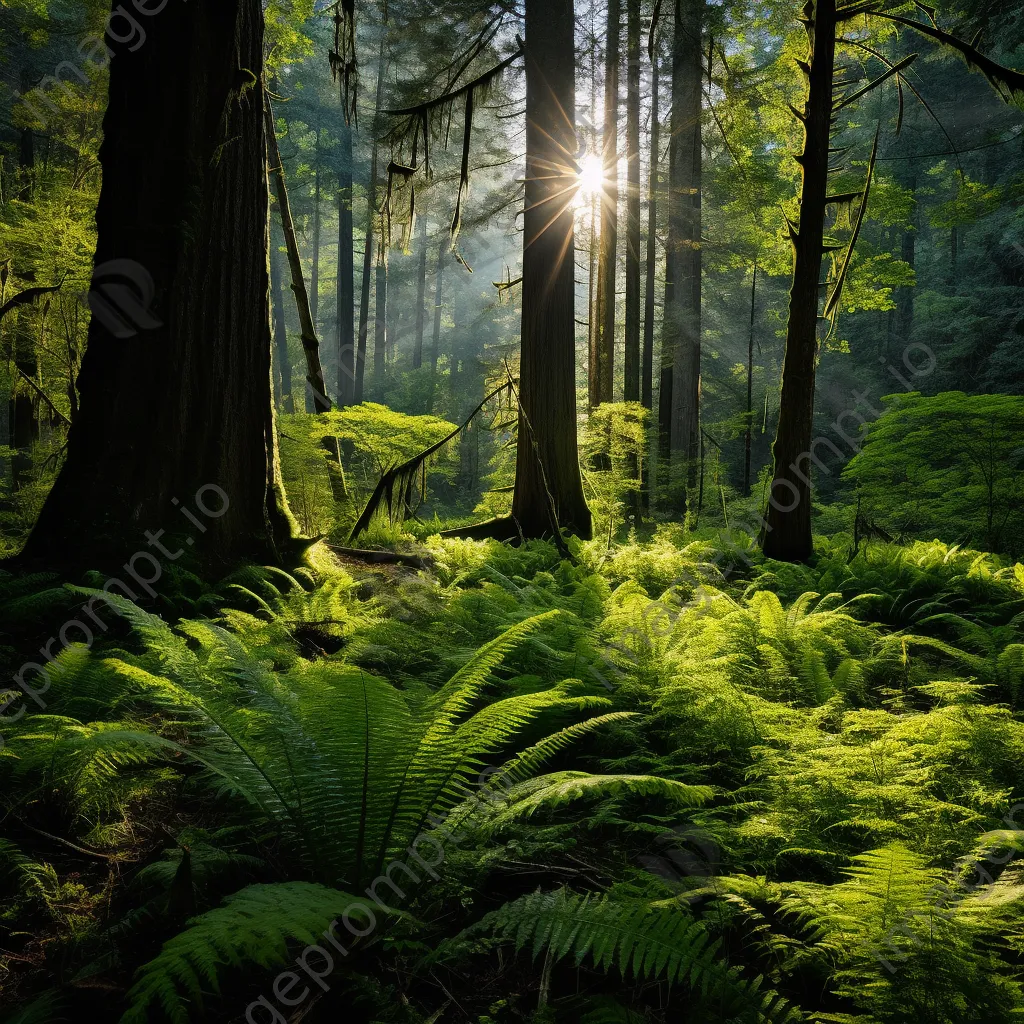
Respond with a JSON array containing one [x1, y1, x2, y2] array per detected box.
[[576, 153, 605, 205]]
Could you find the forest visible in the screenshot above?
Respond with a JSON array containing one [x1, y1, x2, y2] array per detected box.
[[1, 0, 1024, 1020]]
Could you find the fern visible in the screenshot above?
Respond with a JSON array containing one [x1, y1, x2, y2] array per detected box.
[[121, 882, 374, 1023], [453, 889, 803, 1022]]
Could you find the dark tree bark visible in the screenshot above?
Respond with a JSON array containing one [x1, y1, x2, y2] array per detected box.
[[413, 215, 427, 370], [337, 114, 355, 405], [624, 0, 641, 403], [594, 0, 620, 406], [265, 96, 331, 413], [511, 0, 592, 540], [270, 225, 295, 414], [763, 0, 837, 562], [23, 0, 294, 567], [666, 0, 702, 494]]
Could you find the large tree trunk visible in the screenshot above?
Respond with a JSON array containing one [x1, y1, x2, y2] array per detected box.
[[762, 0, 837, 562], [594, 0, 620, 406], [666, 0, 702, 497], [511, 0, 592, 540], [23, 0, 294, 568], [624, 0, 641, 403], [265, 96, 331, 413], [337, 115, 355, 405], [270, 225, 295, 414], [413, 215, 427, 369]]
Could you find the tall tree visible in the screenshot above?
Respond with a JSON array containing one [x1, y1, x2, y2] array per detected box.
[[642, 30, 660, 414], [356, 4, 389, 404], [624, 0, 642, 402], [336, 114, 355, 405], [270, 225, 295, 415], [373, 236, 387, 385], [413, 214, 428, 369], [23, 0, 294, 566], [310, 119, 322, 329], [761, 0, 837, 561], [594, 0, 621, 406], [265, 95, 331, 413], [762, 0, 1024, 561], [428, 236, 445, 410], [665, 0, 702, 496], [511, 0, 592, 539]]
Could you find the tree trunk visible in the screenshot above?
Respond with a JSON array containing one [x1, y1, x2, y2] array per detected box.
[[17, 69, 34, 202], [373, 238, 387, 387], [311, 121, 322, 329], [511, 0, 592, 540], [413, 215, 427, 370], [428, 238, 444, 411], [666, 0, 702, 494], [265, 95, 331, 413], [23, 0, 294, 568], [270, 225, 295, 414], [641, 37, 659, 512], [624, 0, 641, 403], [744, 263, 756, 496], [356, 24, 388, 404], [587, 34, 600, 413], [762, 0, 837, 562], [11, 311, 37, 489], [894, 181, 915, 349], [337, 114, 355, 405], [594, 0, 620, 406]]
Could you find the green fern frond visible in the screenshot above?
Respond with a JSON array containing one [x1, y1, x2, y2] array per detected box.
[[485, 772, 713, 827], [121, 882, 375, 1024], [457, 889, 803, 1022]]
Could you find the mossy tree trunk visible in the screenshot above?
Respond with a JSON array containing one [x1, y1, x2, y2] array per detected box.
[[23, 0, 295, 568]]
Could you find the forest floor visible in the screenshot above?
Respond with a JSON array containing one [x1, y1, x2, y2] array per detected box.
[[1, 528, 1023, 1023]]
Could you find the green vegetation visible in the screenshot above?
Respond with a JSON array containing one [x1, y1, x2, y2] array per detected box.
[[3, 0, 1024, 1020], [1, 532, 1022, 1021]]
